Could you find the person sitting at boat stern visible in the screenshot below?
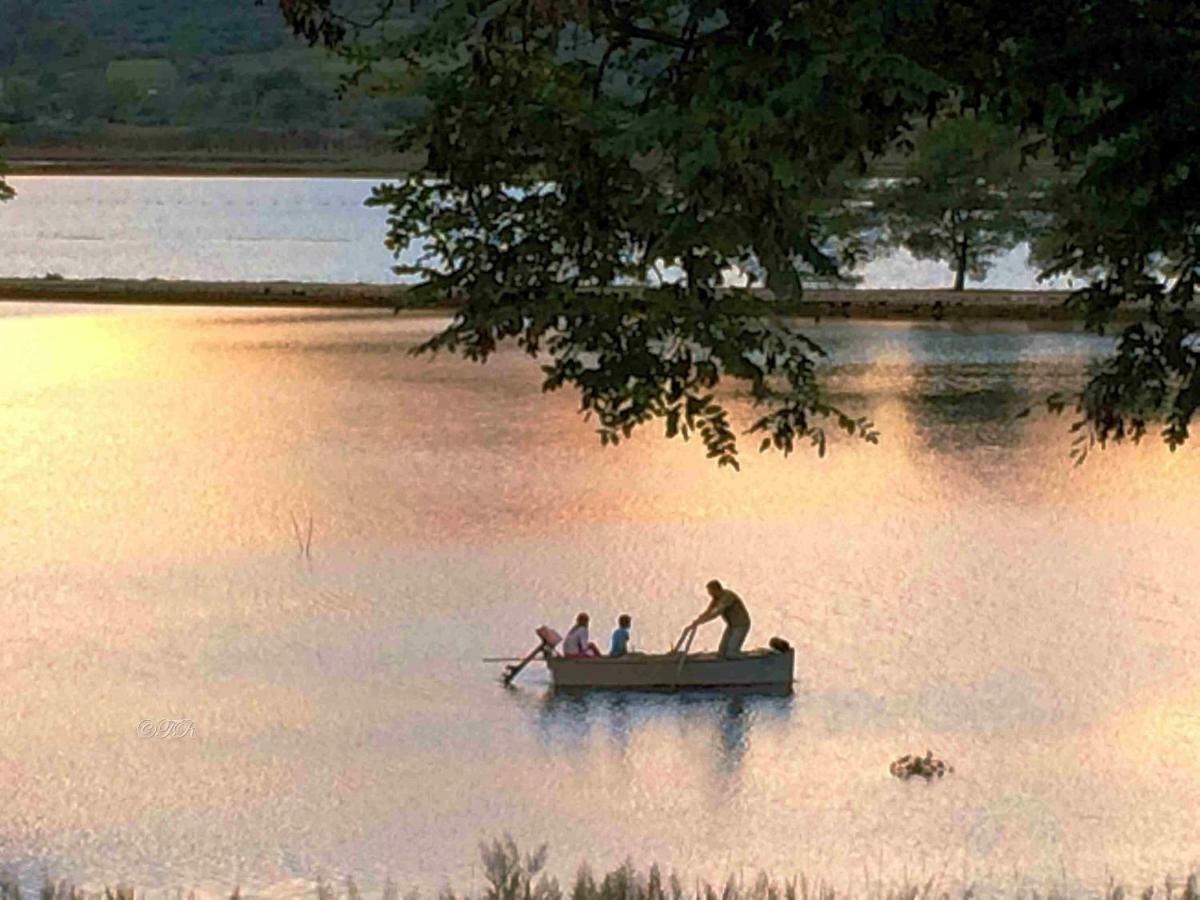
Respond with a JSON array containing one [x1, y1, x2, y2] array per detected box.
[[609, 614, 632, 657], [562, 612, 601, 658], [690, 579, 751, 658]]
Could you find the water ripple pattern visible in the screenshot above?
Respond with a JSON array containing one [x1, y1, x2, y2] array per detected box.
[[0, 308, 1195, 897]]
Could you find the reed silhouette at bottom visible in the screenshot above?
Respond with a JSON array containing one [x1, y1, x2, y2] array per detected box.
[[3, 837, 1199, 900]]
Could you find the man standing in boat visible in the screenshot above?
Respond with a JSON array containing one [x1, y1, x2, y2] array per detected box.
[[689, 579, 751, 658]]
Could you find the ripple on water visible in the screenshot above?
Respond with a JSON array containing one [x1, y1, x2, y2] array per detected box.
[[0, 309, 1196, 895]]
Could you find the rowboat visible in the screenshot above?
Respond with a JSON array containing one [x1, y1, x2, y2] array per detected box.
[[498, 625, 795, 694], [547, 646, 794, 694]]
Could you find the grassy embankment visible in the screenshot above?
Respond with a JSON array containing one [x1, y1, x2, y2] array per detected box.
[[0, 141, 1045, 179], [0, 277, 1083, 321]]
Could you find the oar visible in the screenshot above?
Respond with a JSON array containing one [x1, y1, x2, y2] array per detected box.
[[674, 623, 697, 675], [671, 624, 696, 654]]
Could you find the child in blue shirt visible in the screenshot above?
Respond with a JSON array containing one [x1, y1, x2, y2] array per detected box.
[[609, 614, 632, 657]]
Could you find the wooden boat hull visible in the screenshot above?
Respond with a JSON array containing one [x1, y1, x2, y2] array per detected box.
[[547, 648, 794, 694]]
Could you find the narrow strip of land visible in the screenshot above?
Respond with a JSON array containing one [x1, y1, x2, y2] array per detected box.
[[4, 156, 407, 179], [0, 278, 1082, 320], [3, 143, 418, 179]]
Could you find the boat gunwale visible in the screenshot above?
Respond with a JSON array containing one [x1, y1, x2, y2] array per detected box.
[[546, 649, 794, 693], [547, 649, 790, 668]]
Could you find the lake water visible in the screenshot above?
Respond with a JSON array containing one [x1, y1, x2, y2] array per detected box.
[[0, 176, 1071, 289], [1, 304, 1197, 897]]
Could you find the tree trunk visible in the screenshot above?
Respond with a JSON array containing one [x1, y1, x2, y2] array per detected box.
[[954, 233, 969, 291]]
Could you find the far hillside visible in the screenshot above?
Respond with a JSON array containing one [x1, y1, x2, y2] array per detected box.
[[0, 0, 424, 172]]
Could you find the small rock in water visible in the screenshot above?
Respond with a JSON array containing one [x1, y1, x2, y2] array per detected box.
[[890, 750, 953, 781]]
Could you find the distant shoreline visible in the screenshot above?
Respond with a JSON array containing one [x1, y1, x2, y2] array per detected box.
[[4, 159, 402, 178], [5, 161, 402, 179], [2, 143, 418, 178], [0, 278, 1088, 321]]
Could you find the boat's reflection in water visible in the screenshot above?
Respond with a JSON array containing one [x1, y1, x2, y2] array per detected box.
[[529, 688, 794, 778]]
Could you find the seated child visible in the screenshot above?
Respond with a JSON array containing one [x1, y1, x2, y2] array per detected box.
[[609, 614, 632, 657]]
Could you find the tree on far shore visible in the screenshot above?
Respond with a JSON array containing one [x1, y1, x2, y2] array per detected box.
[[874, 116, 1042, 291]]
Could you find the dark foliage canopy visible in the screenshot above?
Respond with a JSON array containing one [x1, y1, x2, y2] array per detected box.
[[279, 0, 1200, 465]]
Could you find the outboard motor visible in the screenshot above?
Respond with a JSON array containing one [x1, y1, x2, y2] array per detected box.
[[502, 626, 562, 685]]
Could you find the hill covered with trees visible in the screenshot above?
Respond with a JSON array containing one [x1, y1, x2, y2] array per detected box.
[[0, 0, 419, 170]]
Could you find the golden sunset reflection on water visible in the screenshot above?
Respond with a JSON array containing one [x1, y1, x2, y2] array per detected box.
[[1, 306, 1198, 896]]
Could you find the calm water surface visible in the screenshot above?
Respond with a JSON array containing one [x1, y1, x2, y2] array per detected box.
[[0, 176, 1070, 289], [1, 306, 1197, 896]]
